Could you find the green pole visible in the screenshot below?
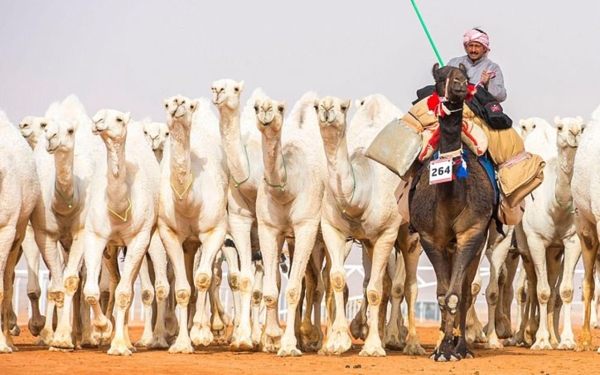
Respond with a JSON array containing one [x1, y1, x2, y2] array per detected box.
[[410, 0, 444, 67]]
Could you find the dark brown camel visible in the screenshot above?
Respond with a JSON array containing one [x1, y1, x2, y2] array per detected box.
[[409, 63, 495, 361]]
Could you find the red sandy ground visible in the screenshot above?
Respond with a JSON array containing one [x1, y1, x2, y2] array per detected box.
[[2, 325, 600, 375]]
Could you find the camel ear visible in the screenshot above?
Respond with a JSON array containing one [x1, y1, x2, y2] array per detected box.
[[340, 99, 351, 113], [458, 63, 467, 74], [71, 119, 79, 130], [277, 102, 286, 114], [237, 81, 245, 93], [355, 99, 362, 109], [123, 112, 131, 125], [518, 119, 525, 126], [432, 63, 440, 76], [576, 115, 583, 124], [313, 99, 319, 112]]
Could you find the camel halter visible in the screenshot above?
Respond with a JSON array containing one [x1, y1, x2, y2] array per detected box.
[[55, 181, 76, 209], [170, 172, 194, 201], [264, 152, 288, 192], [231, 145, 251, 188], [107, 196, 132, 222]]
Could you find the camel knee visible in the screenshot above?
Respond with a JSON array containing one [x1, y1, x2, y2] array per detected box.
[[391, 284, 404, 299], [560, 287, 574, 303], [446, 294, 459, 314], [195, 273, 211, 291], [252, 290, 263, 306], [228, 273, 240, 292], [155, 285, 168, 301], [286, 285, 301, 306], [330, 271, 346, 292], [239, 276, 253, 293], [367, 289, 382, 306], [51, 291, 65, 308], [471, 283, 481, 296], [486, 288, 499, 305], [538, 288, 551, 304], [141, 290, 154, 305], [264, 294, 278, 308], [64, 276, 80, 295], [175, 290, 190, 307], [27, 291, 41, 301]]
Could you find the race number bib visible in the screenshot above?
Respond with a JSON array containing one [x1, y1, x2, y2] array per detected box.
[[429, 157, 453, 184]]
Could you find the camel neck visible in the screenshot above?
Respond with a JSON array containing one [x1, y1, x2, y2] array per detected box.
[[220, 112, 251, 185], [53, 150, 76, 210], [104, 137, 129, 214], [438, 105, 464, 155], [322, 130, 355, 205], [261, 133, 288, 196], [168, 119, 193, 189], [555, 146, 576, 207]]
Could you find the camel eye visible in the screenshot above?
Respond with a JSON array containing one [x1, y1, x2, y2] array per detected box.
[[533, 124, 536, 129], [144, 130, 148, 135], [164, 103, 169, 109], [165, 132, 170, 137], [254, 105, 259, 113], [116, 117, 123, 123], [68, 129, 74, 135], [234, 87, 239, 93], [40, 122, 47, 129], [190, 104, 195, 111]]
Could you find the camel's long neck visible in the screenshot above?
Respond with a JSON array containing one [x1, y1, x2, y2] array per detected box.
[[322, 129, 355, 206], [261, 129, 288, 198], [438, 103, 464, 155], [169, 120, 193, 189], [53, 149, 77, 212], [219, 109, 250, 184], [555, 145, 576, 206], [105, 137, 129, 213]]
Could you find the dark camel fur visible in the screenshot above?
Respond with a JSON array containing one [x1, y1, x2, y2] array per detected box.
[[410, 63, 495, 361]]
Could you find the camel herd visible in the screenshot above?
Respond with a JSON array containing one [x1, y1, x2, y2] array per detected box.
[[1, 78, 600, 362]]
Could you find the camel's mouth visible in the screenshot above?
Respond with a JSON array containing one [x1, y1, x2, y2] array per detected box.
[[46, 144, 59, 154], [259, 119, 274, 127]]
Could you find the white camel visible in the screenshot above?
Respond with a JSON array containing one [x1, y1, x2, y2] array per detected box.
[[82, 110, 162, 356], [315, 95, 424, 356], [212, 79, 265, 350], [17, 115, 49, 338], [29, 109, 98, 350], [255, 96, 325, 357], [0, 110, 40, 353], [157, 95, 229, 354], [572, 104, 600, 352], [514, 116, 584, 350]]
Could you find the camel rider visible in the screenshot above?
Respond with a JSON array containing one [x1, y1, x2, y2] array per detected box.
[[447, 28, 506, 103], [371, 28, 545, 225]]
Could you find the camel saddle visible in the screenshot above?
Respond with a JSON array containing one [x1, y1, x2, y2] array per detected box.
[[391, 96, 545, 223]]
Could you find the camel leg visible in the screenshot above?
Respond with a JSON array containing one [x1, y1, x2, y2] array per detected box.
[[384, 250, 405, 350], [455, 252, 483, 359], [228, 214, 255, 351], [350, 243, 370, 342], [321, 222, 352, 355], [498, 249, 519, 342], [157, 226, 194, 354], [466, 261, 486, 344], [545, 247, 563, 348], [300, 239, 323, 352], [144, 231, 170, 350], [485, 230, 512, 348], [557, 234, 581, 349], [575, 216, 599, 351], [401, 230, 426, 355], [22, 226, 45, 337], [250, 256, 265, 347], [190, 227, 227, 347], [277, 221, 320, 357], [221, 242, 240, 343], [260, 228, 284, 353], [0, 228, 19, 353], [360, 229, 396, 357], [135, 255, 154, 348], [107, 233, 150, 356], [208, 252, 227, 345], [83, 234, 113, 348], [50, 236, 86, 350]]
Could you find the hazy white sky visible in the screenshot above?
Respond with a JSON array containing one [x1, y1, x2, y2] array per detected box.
[[1, 1, 599, 126]]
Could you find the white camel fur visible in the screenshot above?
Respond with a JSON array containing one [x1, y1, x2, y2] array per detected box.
[[82, 109, 162, 356], [255, 96, 325, 356], [0, 110, 40, 353], [157, 95, 229, 353], [315, 95, 424, 356], [514, 116, 584, 350], [572, 104, 600, 352]]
